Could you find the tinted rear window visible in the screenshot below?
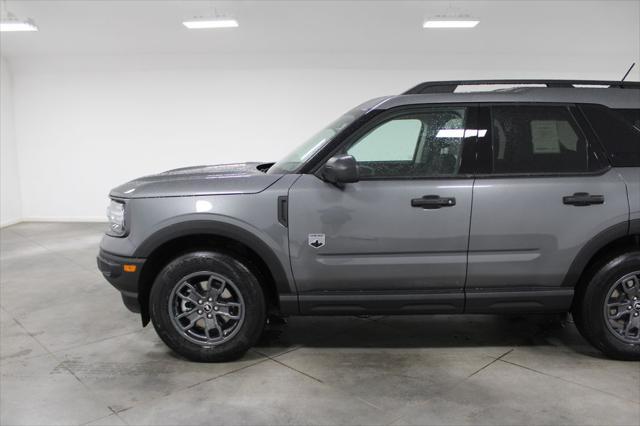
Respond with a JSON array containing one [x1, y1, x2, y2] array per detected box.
[[490, 105, 597, 174], [581, 104, 640, 167]]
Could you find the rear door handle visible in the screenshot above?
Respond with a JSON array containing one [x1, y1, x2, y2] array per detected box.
[[411, 195, 456, 209], [563, 192, 604, 206]]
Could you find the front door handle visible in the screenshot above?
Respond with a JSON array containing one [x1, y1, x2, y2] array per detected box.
[[411, 195, 456, 209], [563, 192, 604, 206]]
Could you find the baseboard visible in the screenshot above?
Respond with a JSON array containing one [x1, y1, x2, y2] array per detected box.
[[20, 217, 107, 223], [0, 218, 22, 228], [2, 217, 108, 228]]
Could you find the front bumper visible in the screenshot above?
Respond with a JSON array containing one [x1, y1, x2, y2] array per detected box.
[[97, 250, 146, 313]]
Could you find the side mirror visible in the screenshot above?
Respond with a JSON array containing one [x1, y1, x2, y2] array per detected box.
[[320, 155, 359, 187]]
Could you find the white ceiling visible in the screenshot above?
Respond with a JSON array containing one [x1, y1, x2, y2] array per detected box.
[[1, 0, 638, 58]]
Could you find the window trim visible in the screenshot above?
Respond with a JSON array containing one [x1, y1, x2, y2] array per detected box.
[[474, 102, 611, 179], [309, 103, 479, 181]]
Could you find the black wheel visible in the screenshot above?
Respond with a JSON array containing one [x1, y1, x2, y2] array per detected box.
[[149, 251, 266, 362], [573, 251, 640, 360]]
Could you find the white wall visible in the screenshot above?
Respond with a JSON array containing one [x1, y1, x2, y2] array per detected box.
[[9, 60, 427, 220], [8, 51, 640, 221], [0, 57, 22, 226]]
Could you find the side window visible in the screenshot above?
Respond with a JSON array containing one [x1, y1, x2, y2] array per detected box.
[[583, 105, 640, 167], [491, 105, 597, 174], [345, 108, 468, 178], [348, 119, 421, 162]]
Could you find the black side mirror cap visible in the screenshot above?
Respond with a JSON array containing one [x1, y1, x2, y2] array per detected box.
[[321, 155, 360, 187]]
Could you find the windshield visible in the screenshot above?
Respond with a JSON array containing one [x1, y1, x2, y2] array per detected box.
[[268, 98, 388, 174]]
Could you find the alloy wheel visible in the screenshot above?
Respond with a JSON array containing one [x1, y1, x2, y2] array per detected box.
[[168, 271, 245, 346], [604, 271, 640, 344]]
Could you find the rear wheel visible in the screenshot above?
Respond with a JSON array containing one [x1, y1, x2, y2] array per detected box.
[[573, 252, 640, 360], [150, 251, 266, 362]]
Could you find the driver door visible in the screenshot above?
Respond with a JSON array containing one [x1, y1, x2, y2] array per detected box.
[[288, 105, 477, 314]]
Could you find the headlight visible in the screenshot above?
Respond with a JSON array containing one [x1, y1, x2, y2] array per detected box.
[[106, 200, 126, 237]]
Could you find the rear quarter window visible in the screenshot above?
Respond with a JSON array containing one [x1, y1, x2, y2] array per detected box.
[[581, 104, 640, 167], [614, 108, 640, 130]]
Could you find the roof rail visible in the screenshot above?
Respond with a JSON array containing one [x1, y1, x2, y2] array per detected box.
[[403, 79, 640, 95]]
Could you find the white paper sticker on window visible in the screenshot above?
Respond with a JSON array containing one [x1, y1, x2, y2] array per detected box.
[[530, 121, 561, 154]]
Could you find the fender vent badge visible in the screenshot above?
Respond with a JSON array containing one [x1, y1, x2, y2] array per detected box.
[[308, 234, 325, 249]]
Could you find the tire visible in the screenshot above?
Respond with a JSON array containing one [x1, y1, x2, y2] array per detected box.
[[149, 251, 266, 362], [573, 251, 640, 360]]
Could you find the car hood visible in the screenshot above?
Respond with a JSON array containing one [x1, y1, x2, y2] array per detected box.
[[110, 162, 282, 199]]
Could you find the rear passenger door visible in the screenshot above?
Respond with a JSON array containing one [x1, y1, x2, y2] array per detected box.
[[466, 104, 629, 312]]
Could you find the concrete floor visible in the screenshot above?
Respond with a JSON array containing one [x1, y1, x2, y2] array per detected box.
[[0, 223, 638, 426]]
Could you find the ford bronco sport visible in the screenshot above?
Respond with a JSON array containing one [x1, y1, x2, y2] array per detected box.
[[98, 79, 640, 362]]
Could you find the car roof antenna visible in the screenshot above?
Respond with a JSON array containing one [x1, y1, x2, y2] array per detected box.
[[621, 62, 636, 82]]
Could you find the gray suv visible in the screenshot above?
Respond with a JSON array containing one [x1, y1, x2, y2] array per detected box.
[[97, 79, 640, 362]]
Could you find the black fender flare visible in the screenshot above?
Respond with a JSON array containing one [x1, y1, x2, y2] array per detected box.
[[134, 220, 295, 297], [562, 219, 639, 287]]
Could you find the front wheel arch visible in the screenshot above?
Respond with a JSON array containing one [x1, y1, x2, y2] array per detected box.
[[136, 222, 291, 325]]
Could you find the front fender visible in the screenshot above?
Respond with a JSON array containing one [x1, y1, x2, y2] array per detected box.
[[134, 214, 297, 298]]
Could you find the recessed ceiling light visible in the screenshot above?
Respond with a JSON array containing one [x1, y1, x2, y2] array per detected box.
[[182, 18, 239, 29], [423, 19, 479, 29], [0, 14, 38, 32]]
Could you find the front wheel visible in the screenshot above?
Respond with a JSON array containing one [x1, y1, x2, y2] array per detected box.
[[149, 251, 266, 362], [573, 252, 640, 360]]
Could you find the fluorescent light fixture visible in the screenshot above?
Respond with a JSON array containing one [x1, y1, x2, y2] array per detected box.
[[423, 20, 479, 28], [183, 18, 238, 29], [0, 17, 38, 32]]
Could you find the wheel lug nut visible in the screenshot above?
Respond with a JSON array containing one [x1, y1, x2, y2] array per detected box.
[[628, 306, 632, 310], [635, 313, 639, 317], [208, 297, 213, 302], [198, 299, 203, 304], [214, 306, 219, 311], [626, 280, 635, 288], [207, 314, 212, 318], [197, 310, 203, 314]]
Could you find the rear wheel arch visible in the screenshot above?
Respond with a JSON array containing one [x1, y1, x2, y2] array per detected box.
[[135, 221, 294, 325], [566, 219, 640, 294]]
